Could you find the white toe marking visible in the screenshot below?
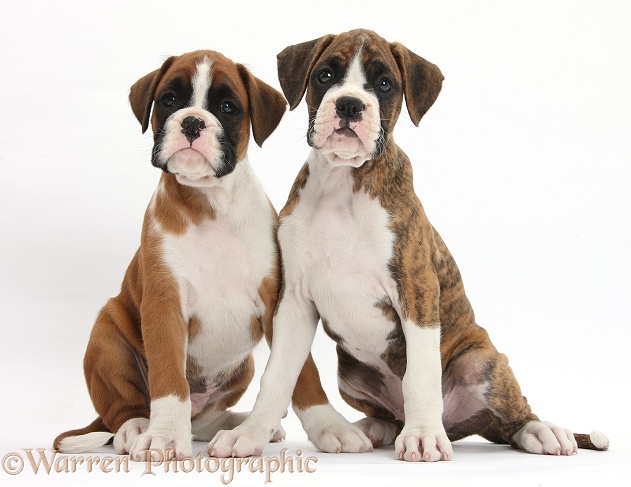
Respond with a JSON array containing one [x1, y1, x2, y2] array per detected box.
[[129, 395, 192, 461], [513, 421, 579, 455]]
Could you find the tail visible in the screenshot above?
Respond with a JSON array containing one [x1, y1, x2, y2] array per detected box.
[[574, 431, 609, 451], [54, 417, 114, 453]]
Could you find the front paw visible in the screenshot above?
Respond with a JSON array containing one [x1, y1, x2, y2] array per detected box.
[[207, 423, 273, 458], [129, 429, 193, 461], [395, 425, 453, 462]]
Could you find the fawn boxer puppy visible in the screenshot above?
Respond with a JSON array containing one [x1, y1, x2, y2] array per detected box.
[[207, 30, 608, 462], [54, 50, 286, 460]]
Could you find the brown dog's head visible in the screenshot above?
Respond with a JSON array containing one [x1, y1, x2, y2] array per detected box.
[[129, 50, 286, 187], [277, 29, 443, 167]]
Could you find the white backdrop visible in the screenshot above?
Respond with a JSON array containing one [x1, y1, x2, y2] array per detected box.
[[0, 1, 629, 485]]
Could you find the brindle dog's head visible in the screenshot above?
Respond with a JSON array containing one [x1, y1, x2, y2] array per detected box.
[[277, 29, 443, 167]]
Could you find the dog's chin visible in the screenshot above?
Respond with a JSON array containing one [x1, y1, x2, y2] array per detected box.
[[166, 148, 218, 187], [319, 128, 372, 168], [174, 174, 217, 188]]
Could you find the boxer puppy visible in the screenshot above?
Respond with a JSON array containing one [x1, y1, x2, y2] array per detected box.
[[54, 50, 287, 460], [207, 30, 608, 462]]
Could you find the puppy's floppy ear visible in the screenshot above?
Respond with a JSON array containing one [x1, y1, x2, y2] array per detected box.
[[390, 43, 443, 126], [129, 56, 176, 133], [237, 65, 287, 147], [277, 34, 336, 110]]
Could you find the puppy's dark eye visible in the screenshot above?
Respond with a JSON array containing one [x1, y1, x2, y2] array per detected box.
[[317, 69, 333, 84], [377, 78, 392, 93], [162, 93, 176, 107], [220, 101, 236, 114]]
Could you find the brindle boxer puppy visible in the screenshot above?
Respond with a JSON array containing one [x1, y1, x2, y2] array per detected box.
[[208, 30, 608, 461]]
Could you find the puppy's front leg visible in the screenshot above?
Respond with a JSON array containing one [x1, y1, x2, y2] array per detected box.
[[129, 301, 192, 461], [207, 290, 318, 457], [395, 270, 453, 462]]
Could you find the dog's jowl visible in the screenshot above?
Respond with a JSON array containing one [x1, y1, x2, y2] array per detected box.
[[54, 50, 286, 460], [208, 30, 608, 462]]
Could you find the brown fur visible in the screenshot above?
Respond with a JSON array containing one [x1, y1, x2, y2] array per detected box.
[[291, 354, 329, 410], [278, 164, 310, 220], [153, 174, 216, 235]]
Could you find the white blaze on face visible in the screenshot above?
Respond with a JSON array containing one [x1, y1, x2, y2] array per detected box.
[[191, 57, 212, 109], [158, 57, 226, 188], [312, 47, 382, 167]]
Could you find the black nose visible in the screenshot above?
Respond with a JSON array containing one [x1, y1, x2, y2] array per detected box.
[[181, 116, 206, 143], [336, 96, 364, 121]]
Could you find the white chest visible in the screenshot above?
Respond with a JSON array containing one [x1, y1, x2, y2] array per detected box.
[[155, 182, 275, 377], [280, 163, 399, 366], [162, 218, 269, 319]]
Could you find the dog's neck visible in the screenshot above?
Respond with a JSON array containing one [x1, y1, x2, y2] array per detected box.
[[307, 137, 415, 201], [352, 141, 415, 198], [154, 158, 261, 230]]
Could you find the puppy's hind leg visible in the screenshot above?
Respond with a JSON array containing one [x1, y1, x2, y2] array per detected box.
[[336, 365, 402, 448], [478, 349, 609, 454], [442, 333, 606, 455], [54, 300, 151, 453], [441, 346, 539, 448]]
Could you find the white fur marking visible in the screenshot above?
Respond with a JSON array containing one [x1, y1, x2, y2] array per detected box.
[[283, 157, 403, 414], [296, 403, 372, 453], [129, 394, 193, 461], [157, 165, 276, 386], [393, 324, 452, 461], [590, 431, 609, 450], [343, 50, 366, 88], [57, 432, 114, 453], [512, 421, 579, 455], [400, 324, 444, 427], [191, 57, 213, 110]]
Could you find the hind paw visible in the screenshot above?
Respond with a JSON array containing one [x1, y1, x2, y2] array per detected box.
[[513, 421, 577, 455], [353, 417, 398, 447], [113, 418, 149, 455]]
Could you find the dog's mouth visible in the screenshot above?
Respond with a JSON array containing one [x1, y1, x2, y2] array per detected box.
[[167, 148, 217, 181], [334, 127, 359, 138]]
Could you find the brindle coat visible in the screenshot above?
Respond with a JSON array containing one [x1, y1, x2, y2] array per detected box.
[[276, 29, 602, 450]]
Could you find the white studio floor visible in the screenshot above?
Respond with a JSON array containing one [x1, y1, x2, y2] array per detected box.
[[1, 1, 629, 485]]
